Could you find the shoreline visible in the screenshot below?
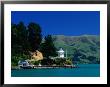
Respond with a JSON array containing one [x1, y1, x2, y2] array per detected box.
[[11, 65, 77, 70], [34, 65, 77, 69]]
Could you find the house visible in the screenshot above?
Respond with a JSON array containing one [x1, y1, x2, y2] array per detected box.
[[18, 60, 34, 69]]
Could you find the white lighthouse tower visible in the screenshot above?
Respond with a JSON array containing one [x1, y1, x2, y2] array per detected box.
[[57, 48, 64, 58]]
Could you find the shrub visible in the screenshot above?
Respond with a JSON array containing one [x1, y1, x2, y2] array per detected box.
[[41, 58, 55, 65], [34, 61, 41, 65], [11, 54, 30, 66], [65, 59, 72, 65]]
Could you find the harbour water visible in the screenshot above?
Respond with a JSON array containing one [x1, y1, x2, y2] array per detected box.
[[11, 64, 100, 77]]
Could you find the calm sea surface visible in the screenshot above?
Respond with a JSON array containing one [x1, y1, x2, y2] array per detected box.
[[11, 64, 100, 77]]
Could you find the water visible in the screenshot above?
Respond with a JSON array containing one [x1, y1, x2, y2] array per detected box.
[[11, 64, 100, 77]]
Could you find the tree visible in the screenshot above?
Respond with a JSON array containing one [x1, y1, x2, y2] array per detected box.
[[11, 23, 18, 54], [40, 35, 57, 58], [88, 56, 97, 63], [41, 58, 54, 65], [11, 22, 29, 66], [16, 22, 29, 54], [11, 22, 43, 66], [11, 22, 27, 55], [72, 48, 86, 64], [28, 22, 42, 51], [11, 23, 19, 66]]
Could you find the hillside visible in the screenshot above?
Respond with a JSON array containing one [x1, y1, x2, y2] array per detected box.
[[52, 35, 100, 64]]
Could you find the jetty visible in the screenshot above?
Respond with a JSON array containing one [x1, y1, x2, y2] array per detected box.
[[33, 65, 77, 69], [11, 65, 78, 70]]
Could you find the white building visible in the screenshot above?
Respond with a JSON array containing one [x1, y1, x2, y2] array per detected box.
[[57, 48, 65, 58], [18, 60, 29, 67], [18, 60, 34, 69]]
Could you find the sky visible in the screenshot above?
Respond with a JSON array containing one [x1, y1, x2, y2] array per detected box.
[[11, 11, 100, 37]]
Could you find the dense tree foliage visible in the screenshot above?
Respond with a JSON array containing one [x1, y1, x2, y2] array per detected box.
[[40, 35, 57, 58], [11, 22, 42, 66], [11, 22, 29, 55], [28, 23, 42, 51], [11, 22, 58, 66]]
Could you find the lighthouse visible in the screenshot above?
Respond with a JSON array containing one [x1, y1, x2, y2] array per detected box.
[[57, 48, 64, 58]]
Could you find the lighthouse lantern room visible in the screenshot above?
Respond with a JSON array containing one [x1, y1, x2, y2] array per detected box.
[[57, 48, 64, 58]]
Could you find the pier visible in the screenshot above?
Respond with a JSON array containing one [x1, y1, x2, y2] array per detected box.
[[33, 65, 77, 69], [12, 65, 78, 70]]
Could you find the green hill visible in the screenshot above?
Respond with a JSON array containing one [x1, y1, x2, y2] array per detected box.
[[52, 35, 100, 64]]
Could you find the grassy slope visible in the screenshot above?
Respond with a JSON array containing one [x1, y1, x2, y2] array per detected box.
[[52, 35, 100, 64]]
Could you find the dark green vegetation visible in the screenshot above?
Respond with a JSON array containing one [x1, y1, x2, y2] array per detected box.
[[28, 57, 72, 66], [11, 22, 100, 67], [40, 35, 57, 58], [11, 22, 57, 66], [53, 35, 100, 64]]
